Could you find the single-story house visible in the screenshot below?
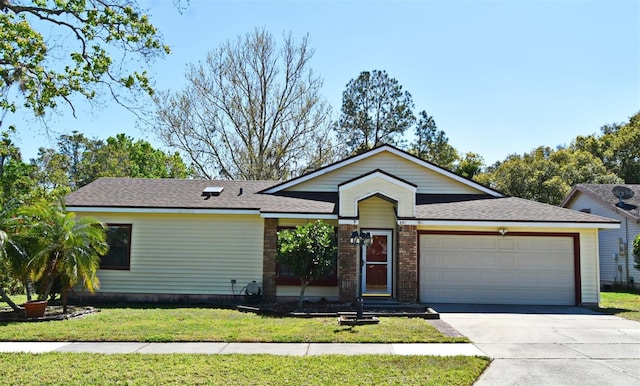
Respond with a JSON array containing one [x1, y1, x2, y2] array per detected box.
[[561, 184, 639, 288], [66, 145, 619, 306]]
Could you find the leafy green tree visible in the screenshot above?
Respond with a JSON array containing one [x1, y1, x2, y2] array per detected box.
[[0, 224, 23, 311], [571, 111, 640, 184], [8, 200, 108, 312], [152, 28, 336, 180], [477, 146, 622, 205], [335, 70, 415, 154], [57, 131, 92, 189], [0, 128, 41, 206], [33, 132, 192, 189], [455, 152, 484, 180], [276, 220, 337, 309], [409, 111, 458, 169], [0, 0, 170, 123], [79, 133, 192, 184]]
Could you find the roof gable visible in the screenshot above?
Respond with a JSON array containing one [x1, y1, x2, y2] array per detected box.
[[338, 170, 416, 218], [263, 145, 502, 196], [561, 184, 640, 222]]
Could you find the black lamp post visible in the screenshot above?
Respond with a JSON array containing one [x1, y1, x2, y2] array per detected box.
[[350, 230, 372, 319]]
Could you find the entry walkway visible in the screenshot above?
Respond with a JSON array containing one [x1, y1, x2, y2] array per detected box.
[[0, 341, 484, 356]]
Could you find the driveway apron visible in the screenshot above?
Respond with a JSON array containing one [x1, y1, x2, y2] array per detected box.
[[435, 304, 640, 386]]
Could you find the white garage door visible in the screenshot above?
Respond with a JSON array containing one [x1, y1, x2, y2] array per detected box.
[[419, 234, 576, 305]]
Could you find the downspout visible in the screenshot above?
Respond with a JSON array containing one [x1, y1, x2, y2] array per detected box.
[[612, 205, 632, 287], [625, 217, 630, 286]]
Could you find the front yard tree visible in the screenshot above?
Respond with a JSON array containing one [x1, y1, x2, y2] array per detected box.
[[335, 70, 415, 154], [152, 28, 336, 180], [9, 200, 108, 312], [276, 220, 337, 310], [0, 228, 21, 311], [0, 0, 170, 126]]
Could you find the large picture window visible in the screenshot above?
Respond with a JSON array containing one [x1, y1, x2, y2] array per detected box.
[[275, 226, 337, 286], [100, 224, 132, 270]]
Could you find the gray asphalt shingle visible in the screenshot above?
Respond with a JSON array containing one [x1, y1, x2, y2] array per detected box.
[[565, 184, 640, 220], [66, 178, 618, 224]]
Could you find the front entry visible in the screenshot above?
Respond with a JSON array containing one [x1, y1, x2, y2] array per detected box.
[[363, 230, 393, 295]]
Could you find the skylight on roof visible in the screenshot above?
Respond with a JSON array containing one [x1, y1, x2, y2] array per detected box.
[[202, 186, 224, 199]]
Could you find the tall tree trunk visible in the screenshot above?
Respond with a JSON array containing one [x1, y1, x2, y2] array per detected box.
[[61, 287, 68, 314], [297, 279, 310, 310], [0, 287, 20, 311], [26, 280, 33, 301], [40, 253, 59, 301]]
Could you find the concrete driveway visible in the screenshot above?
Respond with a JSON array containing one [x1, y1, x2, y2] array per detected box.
[[435, 304, 640, 386]]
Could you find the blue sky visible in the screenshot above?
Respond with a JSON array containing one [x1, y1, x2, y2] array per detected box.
[[9, 0, 640, 166]]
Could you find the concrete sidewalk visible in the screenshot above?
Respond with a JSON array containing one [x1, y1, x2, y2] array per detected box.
[[0, 341, 485, 356]]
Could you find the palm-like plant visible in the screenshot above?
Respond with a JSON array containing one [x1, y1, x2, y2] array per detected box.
[[0, 229, 21, 311], [0, 200, 29, 312], [10, 200, 108, 312]]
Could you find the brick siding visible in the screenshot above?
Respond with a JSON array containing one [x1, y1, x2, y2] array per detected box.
[[338, 224, 358, 302], [262, 218, 278, 301], [397, 224, 417, 303]]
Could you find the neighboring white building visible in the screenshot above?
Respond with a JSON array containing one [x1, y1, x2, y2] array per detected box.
[[562, 184, 640, 288]]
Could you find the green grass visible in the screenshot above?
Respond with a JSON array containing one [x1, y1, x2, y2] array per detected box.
[[0, 353, 489, 385], [0, 306, 467, 343], [599, 290, 640, 321], [1, 294, 27, 305]]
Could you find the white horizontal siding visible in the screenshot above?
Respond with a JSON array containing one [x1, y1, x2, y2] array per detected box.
[[340, 176, 413, 218], [578, 229, 599, 304], [288, 152, 482, 194], [76, 212, 264, 295], [359, 197, 397, 229], [566, 193, 640, 287]]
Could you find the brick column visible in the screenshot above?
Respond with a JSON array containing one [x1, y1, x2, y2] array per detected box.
[[262, 218, 278, 301], [397, 224, 417, 303], [338, 224, 358, 303]]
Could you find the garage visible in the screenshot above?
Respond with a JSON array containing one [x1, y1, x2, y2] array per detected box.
[[419, 233, 577, 305]]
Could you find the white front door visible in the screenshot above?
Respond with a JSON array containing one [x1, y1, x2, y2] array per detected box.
[[363, 230, 393, 295]]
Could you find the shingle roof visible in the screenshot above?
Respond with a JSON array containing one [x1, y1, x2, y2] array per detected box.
[[562, 184, 640, 221], [65, 178, 336, 214], [415, 196, 618, 224], [65, 178, 619, 225]]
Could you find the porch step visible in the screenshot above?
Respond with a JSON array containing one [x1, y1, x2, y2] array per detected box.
[[362, 298, 438, 318]]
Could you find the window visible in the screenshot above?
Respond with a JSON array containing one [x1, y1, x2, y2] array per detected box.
[[275, 226, 338, 286], [100, 224, 132, 270]]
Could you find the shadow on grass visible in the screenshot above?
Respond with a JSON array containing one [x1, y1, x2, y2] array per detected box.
[[333, 327, 359, 334], [593, 306, 633, 316]]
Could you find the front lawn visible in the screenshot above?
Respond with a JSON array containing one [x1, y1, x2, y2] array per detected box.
[[0, 306, 467, 343], [599, 291, 640, 321], [0, 352, 488, 386]]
